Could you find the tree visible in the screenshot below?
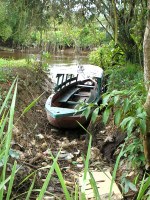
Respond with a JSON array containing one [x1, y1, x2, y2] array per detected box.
[[51, 0, 146, 64], [93, 0, 146, 63], [143, 0, 150, 168]]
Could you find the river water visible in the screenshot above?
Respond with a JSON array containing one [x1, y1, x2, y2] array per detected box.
[[0, 49, 90, 83], [0, 49, 89, 84], [0, 49, 89, 65]]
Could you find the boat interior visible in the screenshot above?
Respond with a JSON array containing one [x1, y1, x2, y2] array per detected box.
[[53, 73, 97, 109]]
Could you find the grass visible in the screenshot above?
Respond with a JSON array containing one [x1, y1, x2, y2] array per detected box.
[[0, 57, 41, 83], [0, 78, 18, 199], [0, 58, 30, 83], [0, 58, 28, 68]]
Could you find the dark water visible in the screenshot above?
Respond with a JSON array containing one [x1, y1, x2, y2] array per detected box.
[[0, 49, 89, 66], [0, 50, 29, 59]]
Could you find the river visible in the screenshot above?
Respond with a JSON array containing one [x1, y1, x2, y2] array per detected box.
[[0, 49, 90, 84], [0, 49, 89, 65]]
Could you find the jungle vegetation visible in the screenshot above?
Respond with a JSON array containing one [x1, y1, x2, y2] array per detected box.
[[1, 0, 150, 199], [0, 0, 146, 63]]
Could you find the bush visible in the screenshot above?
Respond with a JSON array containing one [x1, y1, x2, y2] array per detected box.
[[107, 63, 144, 91], [89, 42, 125, 69]]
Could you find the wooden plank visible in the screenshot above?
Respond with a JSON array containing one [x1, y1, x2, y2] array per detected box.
[[78, 84, 95, 88], [74, 94, 89, 97], [79, 171, 123, 200], [59, 88, 80, 103], [67, 101, 79, 105]]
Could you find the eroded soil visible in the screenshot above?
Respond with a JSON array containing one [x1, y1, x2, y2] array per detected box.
[[0, 67, 129, 199]]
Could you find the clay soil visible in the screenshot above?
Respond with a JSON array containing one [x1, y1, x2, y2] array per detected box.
[[0, 67, 131, 199]]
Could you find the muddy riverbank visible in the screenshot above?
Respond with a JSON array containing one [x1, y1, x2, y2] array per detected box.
[[0, 67, 133, 199]]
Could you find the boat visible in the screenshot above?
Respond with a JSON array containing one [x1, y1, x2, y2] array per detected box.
[[45, 65, 103, 128]]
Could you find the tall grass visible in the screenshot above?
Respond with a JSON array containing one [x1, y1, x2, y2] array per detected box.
[[0, 78, 18, 199]]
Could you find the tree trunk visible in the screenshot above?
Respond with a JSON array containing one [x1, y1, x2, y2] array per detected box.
[[112, 0, 118, 45], [143, 0, 150, 168]]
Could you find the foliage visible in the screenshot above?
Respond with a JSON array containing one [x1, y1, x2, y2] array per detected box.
[[0, 2, 12, 41], [0, 79, 46, 199], [124, 135, 145, 168], [101, 84, 145, 168], [0, 0, 146, 66], [121, 172, 137, 194], [83, 64, 146, 168], [102, 83, 146, 131], [31, 22, 104, 51], [89, 42, 125, 69], [107, 63, 144, 91], [136, 173, 150, 200]]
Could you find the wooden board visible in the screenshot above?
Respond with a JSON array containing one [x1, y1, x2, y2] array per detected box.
[[79, 171, 123, 200]]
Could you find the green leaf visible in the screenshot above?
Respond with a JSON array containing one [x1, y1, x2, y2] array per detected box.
[[109, 143, 125, 200], [137, 111, 146, 120], [120, 117, 133, 130], [124, 180, 129, 194], [147, 190, 150, 200], [51, 153, 72, 200], [22, 92, 44, 115], [37, 150, 61, 200], [103, 108, 110, 124], [89, 171, 101, 200], [102, 93, 111, 105], [123, 99, 130, 114], [0, 78, 17, 116], [0, 81, 18, 200], [114, 109, 121, 126], [82, 106, 91, 119], [114, 95, 119, 104], [25, 174, 36, 200], [127, 117, 135, 134], [137, 175, 150, 200], [0, 158, 4, 167], [81, 134, 92, 199], [139, 119, 146, 135], [74, 183, 79, 200], [91, 107, 99, 123], [128, 182, 137, 192], [136, 107, 143, 115], [6, 161, 17, 200]]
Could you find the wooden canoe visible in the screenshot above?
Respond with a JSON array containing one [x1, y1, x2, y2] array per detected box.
[[45, 73, 103, 128]]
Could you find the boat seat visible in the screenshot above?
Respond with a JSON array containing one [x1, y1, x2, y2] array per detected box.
[[67, 101, 79, 105], [87, 89, 97, 103], [77, 84, 95, 88], [59, 88, 80, 103], [74, 94, 89, 97]]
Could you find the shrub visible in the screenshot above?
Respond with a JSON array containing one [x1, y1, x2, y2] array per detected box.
[[89, 42, 125, 69], [107, 63, 144, 91]]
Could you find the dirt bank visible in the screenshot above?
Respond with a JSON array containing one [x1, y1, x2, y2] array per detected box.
[[0, 67, 128, 199]]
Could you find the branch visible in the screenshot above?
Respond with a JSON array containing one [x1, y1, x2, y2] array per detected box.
[[104, 13, 112, 28], [95, 17, 114, 40], [127, 0, 136, 24]]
